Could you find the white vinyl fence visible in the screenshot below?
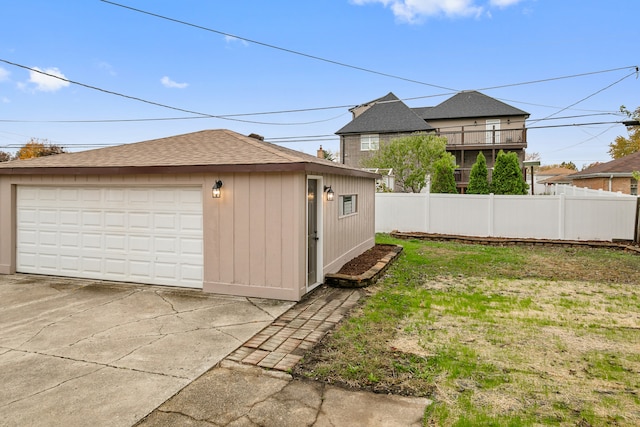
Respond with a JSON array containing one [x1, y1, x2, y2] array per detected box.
[[550, 184, 634, 197], [376, 193, 639, 242]]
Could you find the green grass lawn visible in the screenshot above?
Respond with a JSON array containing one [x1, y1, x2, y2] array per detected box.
[[296, 235, 640, 426]]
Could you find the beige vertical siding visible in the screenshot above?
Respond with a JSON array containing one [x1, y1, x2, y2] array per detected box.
[[202, 171, 306, 301], [321, 173, 376, 275], [0, 177, 16, 274]]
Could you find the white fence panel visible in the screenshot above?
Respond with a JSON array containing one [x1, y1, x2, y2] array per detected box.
[[552, 184, 629, 197], [375, 193, 427, 233], [428, 194, 491, 237], [564, 196, 637, 241], [493, 195, 561, 239], [375, 193, 638, 242]]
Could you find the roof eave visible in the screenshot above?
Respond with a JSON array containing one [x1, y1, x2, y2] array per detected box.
[[570, 172, 636, 179], [0, 162, 380, 179]]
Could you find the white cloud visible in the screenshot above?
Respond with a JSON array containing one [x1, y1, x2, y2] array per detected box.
[[1, 96, 9, 104], [490, 0, 521, 7], [160, 76, 189, 89], [97, 61, 117, 76], [26, 67, 70, 92], [0, 67, 9, 82], [224, 35, 249, 46], [352, 0, 524, 22]]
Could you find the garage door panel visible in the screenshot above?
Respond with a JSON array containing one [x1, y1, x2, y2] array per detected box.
[[82, 233, 103, 250], [154, 213, 177, 230], [82, 211, 102, 227], [130, 236, 151, 253], [60, 188, 80, 202], [105, 234, 127, 251], [105, 259, 127, 276], [17, 186, 203, 289], [17, 253, 37, 269], [128, 189, 150, 204], [39, 231, 58, 247], [155, 237, 177, 254], [18, 208, 38, 224], [60, 210, 80, 225], [129, 212, 151, 230], [38, 209, 58, 225], [38, 254, 59, 271], [105, 212, 126, 228], [81, 257, 103, 274], [129, 260, 151, 276], [181, 265, 203, 282], [60, 232, 80, 248], [18, 229, 37, 245], [60, 256, 79, 272]]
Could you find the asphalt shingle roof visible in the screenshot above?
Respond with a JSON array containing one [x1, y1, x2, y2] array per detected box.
[[569, 151, 640, 178], [413, 91, 529, 120], [0, 129, 377, 177], [336, 92, 433, 135]]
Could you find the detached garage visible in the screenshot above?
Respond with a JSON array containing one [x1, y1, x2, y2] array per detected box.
[[0, 130, 378, 301]]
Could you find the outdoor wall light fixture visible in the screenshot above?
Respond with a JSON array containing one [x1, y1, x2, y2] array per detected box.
[[324, 185, 335, 201], [212, 180, 223, 198]]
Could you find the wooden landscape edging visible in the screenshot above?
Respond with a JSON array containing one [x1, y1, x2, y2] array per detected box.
[[325, 245, 404, 288], [390, 231, 640, 255]]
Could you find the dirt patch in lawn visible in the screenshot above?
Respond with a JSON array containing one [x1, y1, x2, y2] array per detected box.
[[335, 244, 399, 276]]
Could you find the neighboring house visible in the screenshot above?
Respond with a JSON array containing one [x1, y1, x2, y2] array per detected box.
[[534, 167, 576, 194], [336, 91, 530, 192], [567, 151, 640, 195], [0, 129, 378, 301]]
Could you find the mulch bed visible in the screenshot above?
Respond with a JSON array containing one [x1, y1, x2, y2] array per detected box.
[[335, 244, 399, 276]]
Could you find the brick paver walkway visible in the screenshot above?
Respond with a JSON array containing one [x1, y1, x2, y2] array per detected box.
[[227, 286, 361, 371]]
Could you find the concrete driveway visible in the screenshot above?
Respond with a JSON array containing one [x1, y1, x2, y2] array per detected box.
[[0, 274, 294, 427]]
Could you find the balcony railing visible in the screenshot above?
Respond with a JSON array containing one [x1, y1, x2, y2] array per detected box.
[[438, 128, 526, 147], [454, 168, 494, 185]]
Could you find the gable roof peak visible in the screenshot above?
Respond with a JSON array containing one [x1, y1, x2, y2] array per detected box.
[[337, 92, 432, 135], [414, 90, 530, 120]]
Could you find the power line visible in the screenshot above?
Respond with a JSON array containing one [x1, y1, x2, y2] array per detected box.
[[1, 120, 628, 151], [2, 55, 635, 126], [0, 58, 347, 126], [476, 66, 638, 92], [99, 0, 459, 92], [528, 71, 637, 125]]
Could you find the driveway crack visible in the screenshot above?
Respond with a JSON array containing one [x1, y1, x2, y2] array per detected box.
[[0, 365, 105, 408], [153, 410, 219, 426]]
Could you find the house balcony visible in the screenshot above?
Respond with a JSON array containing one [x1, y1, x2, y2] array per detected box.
[[438, 128, 527, 149]]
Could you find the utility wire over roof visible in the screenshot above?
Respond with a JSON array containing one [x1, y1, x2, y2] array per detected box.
[[413, 91, 530, 120], [336, 93, 433, 135], [0, 129, 378, 178]]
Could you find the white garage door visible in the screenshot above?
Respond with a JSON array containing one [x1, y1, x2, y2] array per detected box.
[[17, 186, 204, 288]]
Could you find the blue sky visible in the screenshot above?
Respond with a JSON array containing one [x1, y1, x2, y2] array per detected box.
[[0, 0, 638, 168]]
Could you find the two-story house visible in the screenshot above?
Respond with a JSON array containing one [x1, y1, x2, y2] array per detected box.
[[336, 91, 530, 192]]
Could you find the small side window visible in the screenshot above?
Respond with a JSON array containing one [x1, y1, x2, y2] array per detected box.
[[339, 194, 358, 216], [360, 134, 379, 151]]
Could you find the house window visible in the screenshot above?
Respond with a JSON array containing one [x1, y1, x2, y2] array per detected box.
[[339, 194, 358, 216], [631, 178, 638, 196], [361, 134, 379, 151]]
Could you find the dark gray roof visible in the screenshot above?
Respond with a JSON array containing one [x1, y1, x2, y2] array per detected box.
[[336, 92, 433, 135], [414, 91, 529, 120], [569, 151, 640, 179]]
